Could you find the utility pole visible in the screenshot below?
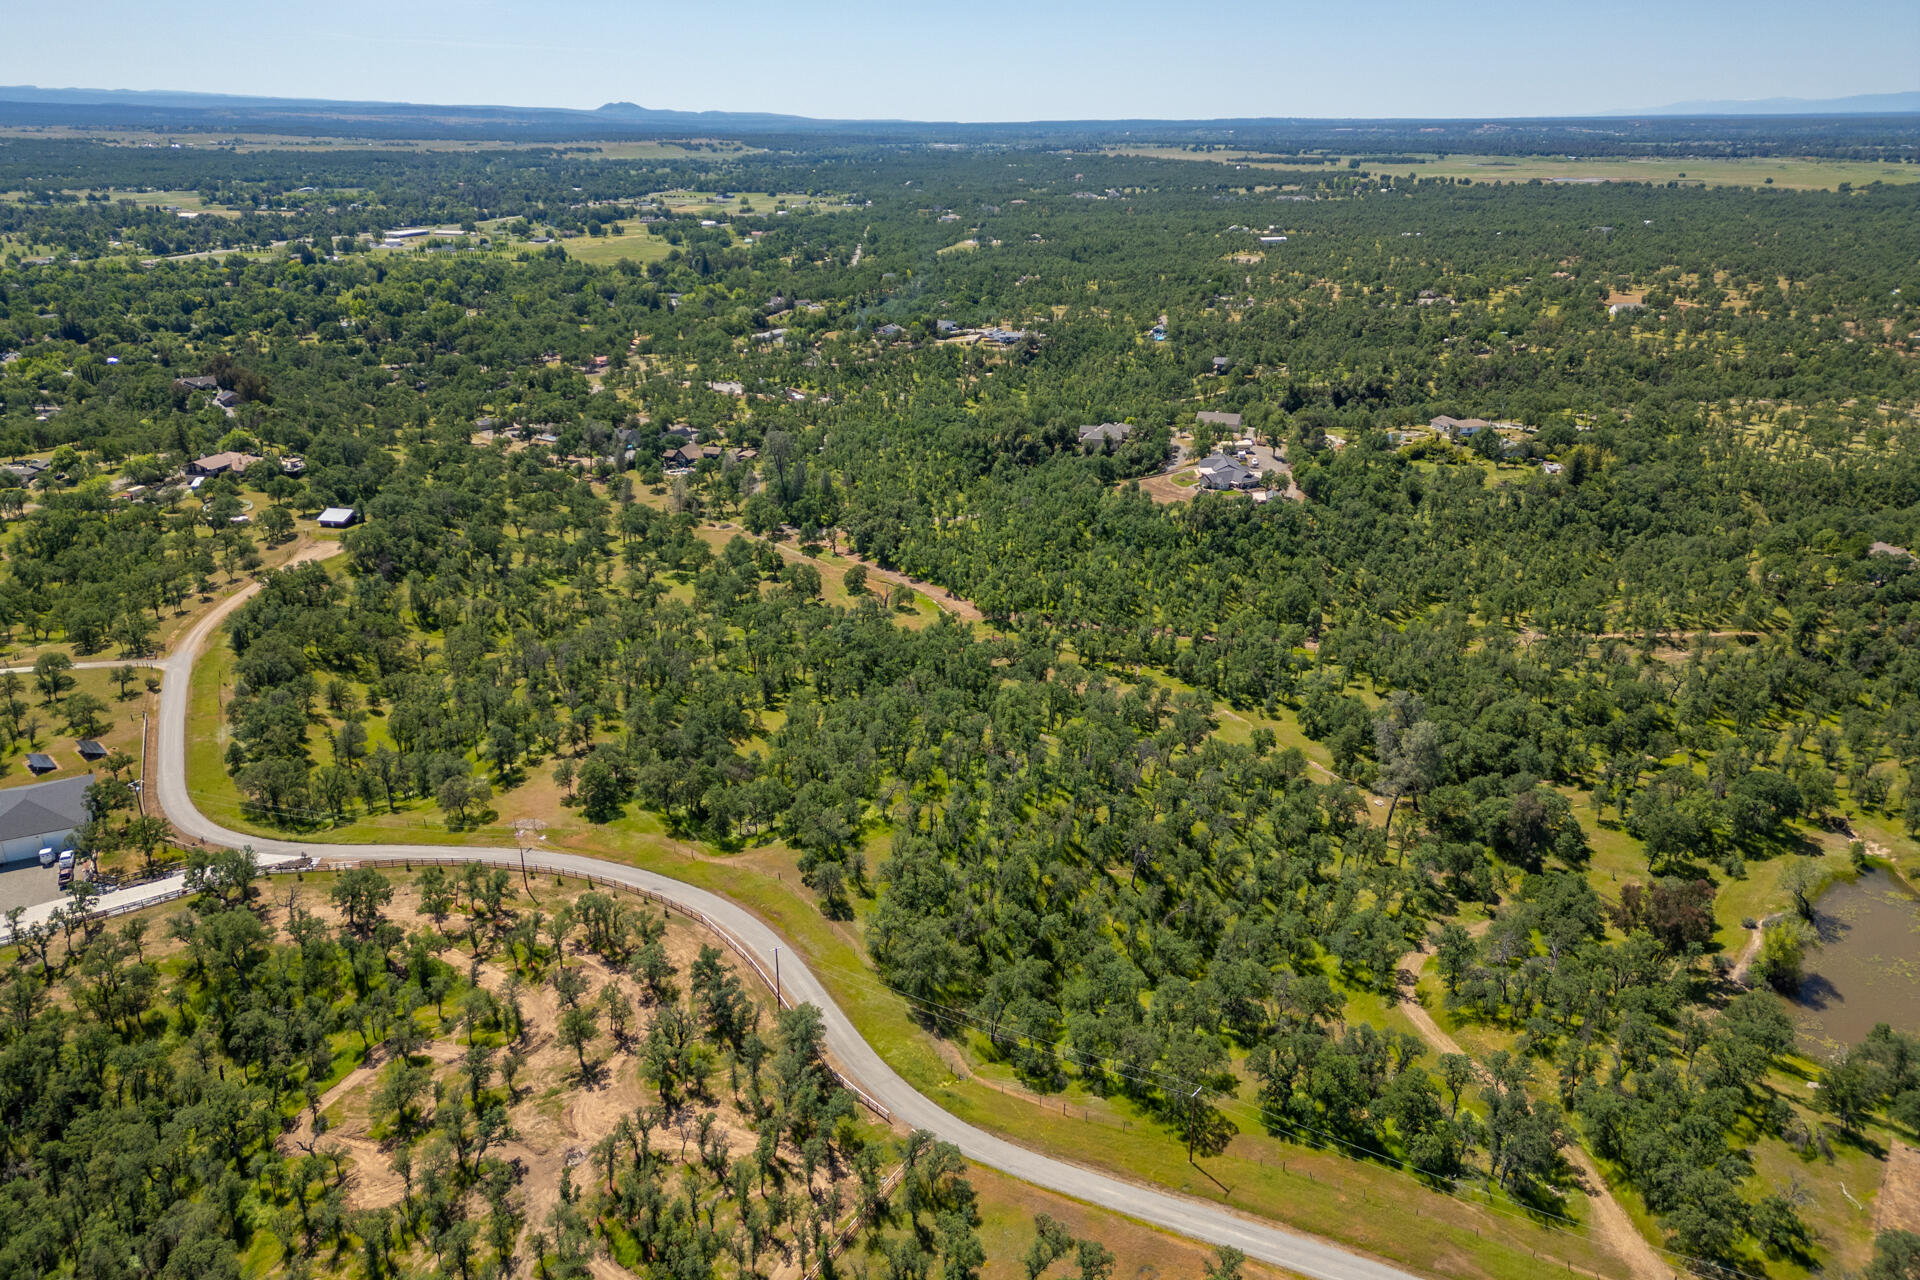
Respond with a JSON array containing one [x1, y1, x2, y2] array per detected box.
[[512, 820, 544, 900], [773, 947, 782, 1008], [1186, 1086, 1203, 1164]]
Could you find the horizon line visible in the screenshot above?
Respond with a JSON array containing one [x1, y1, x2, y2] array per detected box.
[[2, 82, 1918, 129]]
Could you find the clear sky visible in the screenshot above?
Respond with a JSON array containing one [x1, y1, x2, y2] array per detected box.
[[7, 0, 1915, 120]]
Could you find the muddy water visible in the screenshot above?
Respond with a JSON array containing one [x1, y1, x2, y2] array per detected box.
[[1791, 867, 1920, 1054]]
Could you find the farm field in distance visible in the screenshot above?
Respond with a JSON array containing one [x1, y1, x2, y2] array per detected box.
[[558, 224, 676, 264], [1385, 152, 1920, 189], [1105, 145, 1920, 189]]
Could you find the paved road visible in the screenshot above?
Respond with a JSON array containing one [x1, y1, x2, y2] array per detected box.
[[151, 562, 1424, 1280]]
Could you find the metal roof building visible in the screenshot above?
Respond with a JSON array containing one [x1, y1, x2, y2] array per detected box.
[[0, 774, 92, 865]]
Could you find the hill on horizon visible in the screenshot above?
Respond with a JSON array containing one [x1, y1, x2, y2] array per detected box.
[[5, 82, 1918, 132], [1622, 90, 1920, 115]]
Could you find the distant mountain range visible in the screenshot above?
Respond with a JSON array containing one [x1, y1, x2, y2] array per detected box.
[[0, 84, 833, 132], [0, 83, 1913, 146], [1621, 91, 1920, 115]]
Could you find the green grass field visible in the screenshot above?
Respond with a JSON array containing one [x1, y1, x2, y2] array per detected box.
[[0, 187, 224, 210], [560, 226, 676, 266]]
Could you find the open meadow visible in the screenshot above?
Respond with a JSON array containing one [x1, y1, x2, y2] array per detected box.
[[1102, 145, 1920, 190]]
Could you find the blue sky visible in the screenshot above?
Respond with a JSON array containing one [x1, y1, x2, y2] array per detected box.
[[8, 0, 1916, 120]]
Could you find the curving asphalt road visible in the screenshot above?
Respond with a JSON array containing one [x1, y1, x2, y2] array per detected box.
[[151, 559, 1424, 1280]]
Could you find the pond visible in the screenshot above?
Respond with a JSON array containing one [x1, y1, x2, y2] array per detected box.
[[1790, 867, 1920, 1055]]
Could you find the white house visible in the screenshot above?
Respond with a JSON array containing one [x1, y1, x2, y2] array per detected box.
[[318, 507, 358, 528]]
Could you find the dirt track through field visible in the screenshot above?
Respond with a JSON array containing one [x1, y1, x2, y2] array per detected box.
[[710, 522, 984, 623], [838, 551, 984, 623], [1396, 936, 1671, 1280], [1728, 912, 1788, 985]]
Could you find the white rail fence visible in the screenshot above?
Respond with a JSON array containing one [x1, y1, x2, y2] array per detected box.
[[0, 862, 312, 945]]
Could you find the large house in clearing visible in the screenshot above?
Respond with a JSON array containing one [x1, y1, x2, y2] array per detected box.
[[318, 507, 358, 528], [666, 444, 722, 470], [1430, 415, 1492, 440], [1077, 422, 1133, 449], [1195, 410, 1243, 430], [189, 451, 260, 477], [1195, 454, 1261, 491]]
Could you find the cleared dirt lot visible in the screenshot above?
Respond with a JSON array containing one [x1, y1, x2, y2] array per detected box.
[[1877, 1140, 1920, 1235]]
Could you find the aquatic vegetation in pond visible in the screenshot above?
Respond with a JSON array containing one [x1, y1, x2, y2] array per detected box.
[[1790, 867, 1920, 1054]]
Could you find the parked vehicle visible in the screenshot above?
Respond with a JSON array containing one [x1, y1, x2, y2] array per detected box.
[[56, 849, 74, 888], [37, 846, 55, 867]]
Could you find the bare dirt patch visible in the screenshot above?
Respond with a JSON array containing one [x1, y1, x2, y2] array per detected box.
[[1139, 470, 1199, 504], [272, 871, 801, 1232], [1874, 1139, 1920, 1235]]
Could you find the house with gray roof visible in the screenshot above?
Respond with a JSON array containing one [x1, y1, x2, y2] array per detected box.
[[1430, 415, 1492, 439], [1077, 422, 1133, 449], [1195, 455, 1261, 491], [0, 774, 92, 865]]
